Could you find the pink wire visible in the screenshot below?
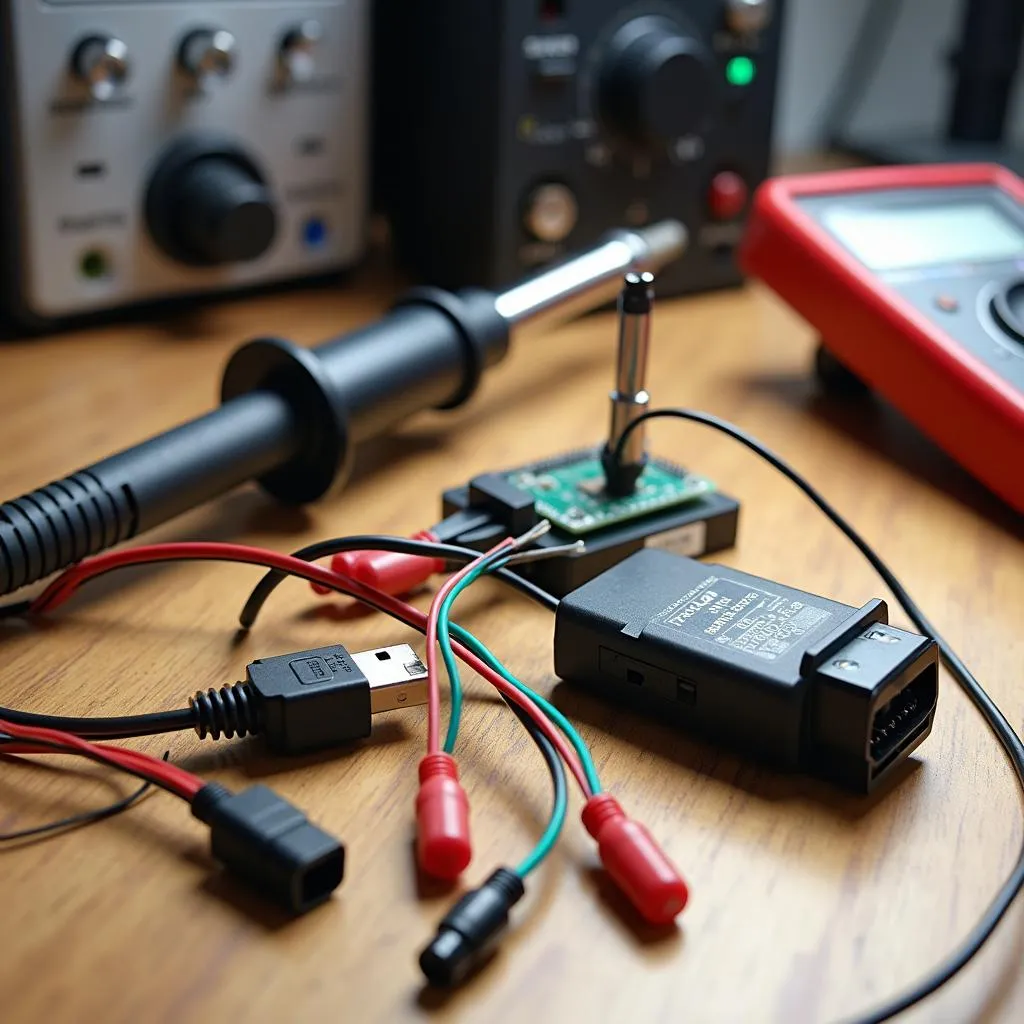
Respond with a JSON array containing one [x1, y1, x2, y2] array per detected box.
[[423, 539, 514, 754]]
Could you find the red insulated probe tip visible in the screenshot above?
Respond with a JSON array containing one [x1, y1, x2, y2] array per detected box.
[[311, 531, 446, 596], [582, 793, 688, 925], [416, 753, 472, 880]]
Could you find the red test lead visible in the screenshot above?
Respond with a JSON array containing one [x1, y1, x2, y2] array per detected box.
[[416, 752, 472, 880], [335, 530, 446, 595], [582, 793, 688, 925], [311, 530, 446, 597]]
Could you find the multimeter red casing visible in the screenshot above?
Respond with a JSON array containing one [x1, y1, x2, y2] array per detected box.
[[740, 164, 1024, 514]]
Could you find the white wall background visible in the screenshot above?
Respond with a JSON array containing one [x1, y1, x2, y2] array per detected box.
[[776, 0, 1024, 153]]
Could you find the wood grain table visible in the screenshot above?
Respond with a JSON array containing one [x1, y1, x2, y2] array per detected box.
[[1, 254, 1022, 1024]]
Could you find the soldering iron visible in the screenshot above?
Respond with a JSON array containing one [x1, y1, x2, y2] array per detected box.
[[0, 222, 684, 598]]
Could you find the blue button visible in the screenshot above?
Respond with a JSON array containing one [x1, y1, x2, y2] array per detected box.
[[302, 217, 328, 248]]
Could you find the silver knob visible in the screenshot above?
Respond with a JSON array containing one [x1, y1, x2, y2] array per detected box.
[[523, 183, 579, 243], [279, 20, 323, 84], [725, 0, 772, 34], [179, 28, 237, 84], [72, 35, 130, 101]]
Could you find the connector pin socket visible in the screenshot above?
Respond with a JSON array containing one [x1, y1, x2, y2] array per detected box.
[[191, 782, 344, 914]]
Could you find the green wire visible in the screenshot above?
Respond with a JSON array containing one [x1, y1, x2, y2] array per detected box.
[[513, 717, 567, 877], [432, 553, 603, 874], [436, 556, 603, 794], [452, 626, 602, 795], [441, 622, 582, 875], [437, 559, 495, 754]]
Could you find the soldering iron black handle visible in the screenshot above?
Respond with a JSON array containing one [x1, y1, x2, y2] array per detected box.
[[0, 288, 507, 597]]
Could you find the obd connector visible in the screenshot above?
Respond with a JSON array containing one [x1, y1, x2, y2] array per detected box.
[[554, 549, 939, 792]]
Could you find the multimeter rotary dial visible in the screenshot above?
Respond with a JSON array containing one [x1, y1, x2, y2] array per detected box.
[[990, 278, 1024, 346]]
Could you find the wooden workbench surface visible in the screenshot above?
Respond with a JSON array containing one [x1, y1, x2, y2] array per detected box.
[[1, 259, 1022, 1024]]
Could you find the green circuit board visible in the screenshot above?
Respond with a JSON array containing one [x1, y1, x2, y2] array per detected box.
[[506, 451, 716, 536]]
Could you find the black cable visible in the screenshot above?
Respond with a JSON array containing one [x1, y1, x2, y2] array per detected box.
[[614, 408, 1024, 1024], [0, 707, 196, 740], [0, 538, 557, 741], [0, 538, 558, 626], [0, 732, 188, 800], [503, 697, 567, 868], [0, 744, 164, 844], [239, 535, 560, 628], [818, 0, 906, 147]]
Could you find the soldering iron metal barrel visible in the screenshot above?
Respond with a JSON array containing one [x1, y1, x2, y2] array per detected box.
[[0, 222, 685, 597]]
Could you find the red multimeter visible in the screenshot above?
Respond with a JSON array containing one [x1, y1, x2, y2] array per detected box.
[[740, 164, 1024, 514]]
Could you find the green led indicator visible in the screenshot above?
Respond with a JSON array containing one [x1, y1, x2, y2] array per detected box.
[[79, 249, 109, 280], [726, 56, 756, 87]]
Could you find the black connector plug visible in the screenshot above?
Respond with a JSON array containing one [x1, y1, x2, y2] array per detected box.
[[190, 643, 427, 755], [191, 782, 344, 914], [419, 868, 525, 987], [555, 549, 939, 792]]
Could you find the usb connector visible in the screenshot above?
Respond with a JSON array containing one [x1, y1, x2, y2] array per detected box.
[[191, 643, 428, 755], [352, 644, 430, 713]]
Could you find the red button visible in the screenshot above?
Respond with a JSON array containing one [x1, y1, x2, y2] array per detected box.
[[708, 171, 749, 221]]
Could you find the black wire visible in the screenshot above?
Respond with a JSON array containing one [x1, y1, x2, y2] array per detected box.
[[0, 732, 189, 801], [239, 534, 560, 628], [615, 408, 1024, 1023], [818, 0, 906, 147], [0, 707, 196, 740], [0, 538, 558, 741], [503, 697, 567, 874], [244, 541, 570, 868], [0, 743, 164, 843]]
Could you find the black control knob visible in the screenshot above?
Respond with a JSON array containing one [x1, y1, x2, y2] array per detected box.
[[596, 16, 717, 148], [146, 140, 277, 266]]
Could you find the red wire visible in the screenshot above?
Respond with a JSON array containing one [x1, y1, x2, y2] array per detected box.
[[424, 538, 514, 755], [29, 542, 593, 795], [0, 718, 204, 800]]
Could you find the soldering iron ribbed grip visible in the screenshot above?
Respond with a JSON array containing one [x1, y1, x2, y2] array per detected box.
[[0, 472, 137, 595]]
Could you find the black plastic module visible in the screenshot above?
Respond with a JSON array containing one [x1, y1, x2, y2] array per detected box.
[[554, 548, 939, 792]]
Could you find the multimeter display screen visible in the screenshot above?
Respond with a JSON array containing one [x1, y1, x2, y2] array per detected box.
[[822, 202, 1024, 271]]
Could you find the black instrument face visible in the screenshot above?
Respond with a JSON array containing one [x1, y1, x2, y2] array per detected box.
[[375, 0, 785, 298], [798, 185, 1024, 389]]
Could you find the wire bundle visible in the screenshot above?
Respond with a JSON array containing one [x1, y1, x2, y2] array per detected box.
[[0, 718, 201, 847], [0, 528, 688, 979], [1, 401, 1018, 1016], [408, 522, 688, 981], [425, 524, 597, 878], [0, 718, 203, 800]]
